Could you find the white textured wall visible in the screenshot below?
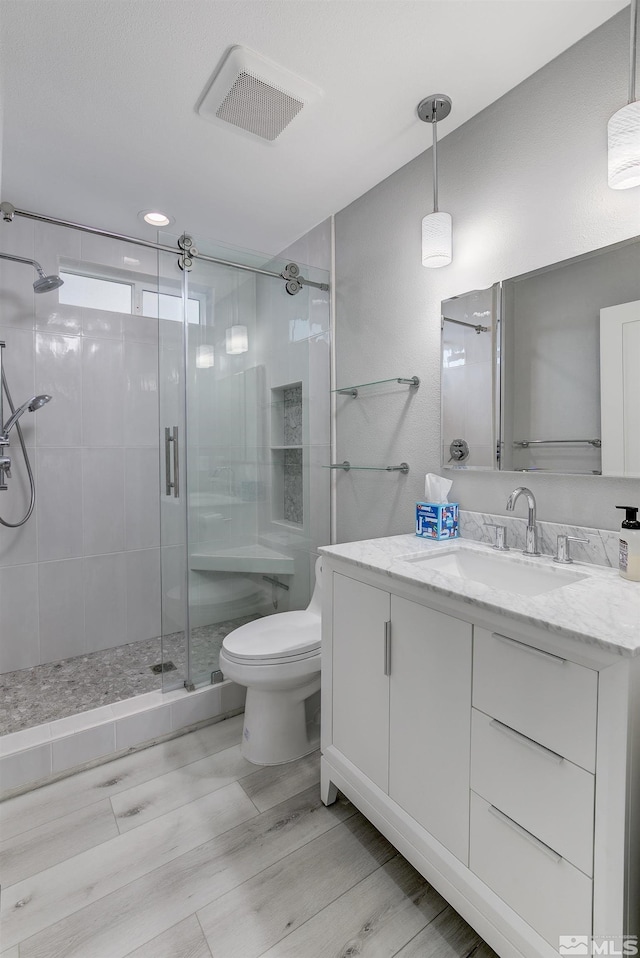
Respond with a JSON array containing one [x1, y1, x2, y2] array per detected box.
[[334, 10, 640, 544]]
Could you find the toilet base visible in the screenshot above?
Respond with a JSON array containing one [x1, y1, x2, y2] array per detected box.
[[240, 677, 321, 765]]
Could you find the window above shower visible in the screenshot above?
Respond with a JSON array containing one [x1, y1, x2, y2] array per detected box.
[[59, 268, 204, 323]]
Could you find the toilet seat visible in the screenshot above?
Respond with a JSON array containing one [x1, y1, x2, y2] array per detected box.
[[222, 610, 320, 665]]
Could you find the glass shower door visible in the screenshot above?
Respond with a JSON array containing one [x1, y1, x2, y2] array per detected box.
[[182, 237, 331, 690], [157, 231, 330, 691]]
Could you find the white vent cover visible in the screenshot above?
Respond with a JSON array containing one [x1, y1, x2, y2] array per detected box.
[[197, 45, 322, 143]]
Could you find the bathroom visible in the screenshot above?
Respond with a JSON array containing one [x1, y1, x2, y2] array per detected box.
[[1, 2, 640, 957]]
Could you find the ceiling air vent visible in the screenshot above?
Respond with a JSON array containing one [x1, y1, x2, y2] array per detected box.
[[197, 45, 322, 143]]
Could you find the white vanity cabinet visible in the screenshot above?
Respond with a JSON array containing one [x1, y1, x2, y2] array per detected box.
[[331, 571, 472, 863], [320, 554, 640, 958]]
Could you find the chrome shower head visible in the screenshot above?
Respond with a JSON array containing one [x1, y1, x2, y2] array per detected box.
[[33, 272, 64, 293], [0, 251, 64, 293], [2, 394, 52, 436]]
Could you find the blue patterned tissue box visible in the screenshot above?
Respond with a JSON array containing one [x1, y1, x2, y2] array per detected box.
[[416, 502, 459, 540]]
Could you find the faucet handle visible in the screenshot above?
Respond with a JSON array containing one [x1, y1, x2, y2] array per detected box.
[[554, 534, 589, 564], [492, 525, 510, 551]]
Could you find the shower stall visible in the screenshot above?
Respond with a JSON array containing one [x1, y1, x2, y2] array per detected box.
[[0, 207, 331, 780]]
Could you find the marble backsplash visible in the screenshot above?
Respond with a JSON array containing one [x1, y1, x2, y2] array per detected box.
[[461, 510, 621, 569]]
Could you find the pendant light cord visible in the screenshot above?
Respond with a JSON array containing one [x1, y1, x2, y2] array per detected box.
[[432, 109, 439, 213], [630, 0, 638, 104]]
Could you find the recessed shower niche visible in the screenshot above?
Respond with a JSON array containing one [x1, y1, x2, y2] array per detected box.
[[270, 383, 303, 526]]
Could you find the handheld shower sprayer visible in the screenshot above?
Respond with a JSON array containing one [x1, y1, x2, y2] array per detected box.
[[0, 344, 53, 528], [2, 394, 52, 437]]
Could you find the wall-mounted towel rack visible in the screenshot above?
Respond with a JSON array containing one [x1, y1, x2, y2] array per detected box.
[[442, 316, 489, 334], [324, 461, 410, 474], [333, 376, 420, 398], [514, 438, 602, 448]]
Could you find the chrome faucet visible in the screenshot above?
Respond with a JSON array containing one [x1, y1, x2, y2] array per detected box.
[[506, 486, 541, 556]]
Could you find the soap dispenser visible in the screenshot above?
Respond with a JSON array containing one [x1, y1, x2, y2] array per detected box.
[[616, 506, 640, 582]]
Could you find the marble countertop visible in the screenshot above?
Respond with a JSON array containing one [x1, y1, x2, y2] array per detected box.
[[319, 534, 640, 657]]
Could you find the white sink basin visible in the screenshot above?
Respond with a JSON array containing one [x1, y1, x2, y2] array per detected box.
[[394, 546, 588, 596]]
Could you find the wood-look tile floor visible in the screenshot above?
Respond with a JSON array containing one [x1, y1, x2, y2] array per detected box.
[[0, 714, 498, 958]]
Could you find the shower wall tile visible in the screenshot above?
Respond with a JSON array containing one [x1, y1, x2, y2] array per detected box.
[[34, 331, 82, 447], [0, 462, 38, 568], [38, 559, 85, 663], [0, 325, 36, 429], [0, 563, 39, 672], [123, 340, 159, 446], [160, 543, 187, 634], [80, 232, 158, 277], [82, 448, 125, 556], [123, 312, 158, 345], [81, 307, 124, 341], [34, 220, 82, 267], [0, 218, 35, 330], [81, 337, 124, 446], [34, 298, 82, 336], [0, 215, 34, 257], [83, 552, 127, 653], [125, 548, 161, 643], [36, 447, 83, 561], [125, 447, 161, 550]]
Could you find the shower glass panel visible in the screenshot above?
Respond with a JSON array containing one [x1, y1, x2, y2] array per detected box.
[[162, 235, 331, 690]]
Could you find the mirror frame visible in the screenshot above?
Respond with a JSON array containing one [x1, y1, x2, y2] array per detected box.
[[441, 235, 640, 478]]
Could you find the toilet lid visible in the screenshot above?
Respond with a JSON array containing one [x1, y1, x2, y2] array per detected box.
[[222, 610, 321, 662]]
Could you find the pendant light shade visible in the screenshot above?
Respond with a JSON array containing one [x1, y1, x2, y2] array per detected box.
[[608, 0, 640, 189], [421, 211, 452, 268], [196, 344, 215, 368], [608, 101, 640, 189], [418, 95, 452, 268], [225, 324, 248, 354]]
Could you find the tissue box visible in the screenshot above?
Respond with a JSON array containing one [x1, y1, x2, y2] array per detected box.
[[416, 502, 459, 540]]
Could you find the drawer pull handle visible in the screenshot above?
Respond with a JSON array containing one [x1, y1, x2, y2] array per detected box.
[[384, 621, 391, 676], [488, 804, 562, 864], [489, 719, 564, 764], [492, 632, 566, 665]]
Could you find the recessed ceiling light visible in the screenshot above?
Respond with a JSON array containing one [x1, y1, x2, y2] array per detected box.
[[139, 210, 174, 227]]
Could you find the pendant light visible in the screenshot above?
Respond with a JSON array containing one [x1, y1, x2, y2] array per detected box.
[[418, 94, 453, 267], [225, 324, 248, 354], [608, 0, 640, 189]]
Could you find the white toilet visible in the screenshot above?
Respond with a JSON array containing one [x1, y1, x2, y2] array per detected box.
[[219, 557, 322, 765]]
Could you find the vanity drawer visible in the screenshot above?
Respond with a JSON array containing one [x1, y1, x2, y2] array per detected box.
[[471, 708, 594, 876], [470, 791, 592, 948], [473, 627, 597, 772]]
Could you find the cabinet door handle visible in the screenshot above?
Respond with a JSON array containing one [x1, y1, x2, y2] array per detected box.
[[489, 718, 564, 764], [383, 620, 391, 676], [492, 632, 566, 665], [488, 804, 562, 864]]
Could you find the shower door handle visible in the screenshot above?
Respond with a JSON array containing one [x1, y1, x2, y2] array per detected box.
[[164, 426, 180, 498]]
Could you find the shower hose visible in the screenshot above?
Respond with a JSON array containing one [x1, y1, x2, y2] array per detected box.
[[0, 367, 36, 527]]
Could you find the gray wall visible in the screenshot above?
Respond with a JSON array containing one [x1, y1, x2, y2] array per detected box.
[[334, 10, 640, 543]]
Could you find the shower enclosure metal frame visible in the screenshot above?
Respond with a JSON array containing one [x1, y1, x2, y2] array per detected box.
[[1, 203, 329, 295]]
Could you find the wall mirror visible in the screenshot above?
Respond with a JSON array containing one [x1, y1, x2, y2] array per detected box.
[[441, 236, 640, 477]]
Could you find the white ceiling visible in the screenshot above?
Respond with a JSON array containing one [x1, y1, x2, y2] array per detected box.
[[0, 0, 627, 256]]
